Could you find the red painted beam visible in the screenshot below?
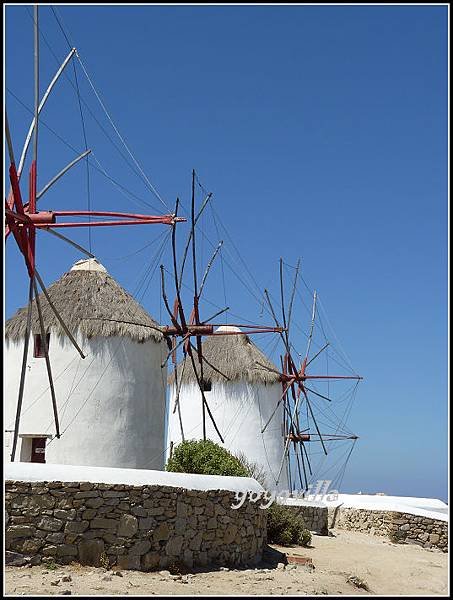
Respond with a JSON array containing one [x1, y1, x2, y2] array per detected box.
[[303, 375, 363, 380], [214, 323, 285, 331], [163, 325, 214, 336], [280, 373, 362, 382], [210, 328, 283, 335], [51, 210, 185, 223], [7, 211, 185, 229], [162, 325, 283, 337], [34, 219, 177, 228]]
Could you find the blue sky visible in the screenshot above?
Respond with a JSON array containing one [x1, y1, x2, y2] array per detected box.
[[5, 5, 448, 500]]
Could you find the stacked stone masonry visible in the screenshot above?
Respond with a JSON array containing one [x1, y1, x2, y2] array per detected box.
[[327, 506, 447, 552], [281, 504, 328, 535], [5, 480, 267, 570]]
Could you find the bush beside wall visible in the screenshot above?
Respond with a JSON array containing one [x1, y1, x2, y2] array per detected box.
[[267, 504, 312, 547]]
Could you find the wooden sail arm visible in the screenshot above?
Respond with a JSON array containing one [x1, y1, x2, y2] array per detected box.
[[286, 433, 358, 442], [16, 48, 77, 182], [280, 372, 363, 382], [163, 324, 214, 336], [7, 209, 185, 230], [287, 433, 311, 442], [163, 324, 283, 337], [303, 374, 363, 381]]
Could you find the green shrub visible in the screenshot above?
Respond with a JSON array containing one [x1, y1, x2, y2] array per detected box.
[[266, 503, 312, 547], [166, 439, 249, 478], [166, 440, 311, 548], [234, 451, 268, 487], [99, 552, 110, 569], [388, 530, 405, 544], [296, 525, 312, 547], [43, 558, 57, 570]]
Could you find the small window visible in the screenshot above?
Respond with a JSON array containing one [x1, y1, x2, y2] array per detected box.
[[201, 379, 212, 392], [19, 435, 50, 463], [31, 437, 47, 463], [34, 333, 50, 358]]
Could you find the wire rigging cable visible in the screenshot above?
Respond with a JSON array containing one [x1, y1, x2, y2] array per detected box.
[[175, 188, 275, 324], [23, 6, 165, 214], [6, 88, 163, 215], [71, 55, 92, 252], [50, 5, 170, 213], [75, 53, 170, 213]]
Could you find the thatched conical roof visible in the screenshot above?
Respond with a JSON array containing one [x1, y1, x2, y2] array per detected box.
[[5, 259, 163, 343], [168, 326, 280, 385]]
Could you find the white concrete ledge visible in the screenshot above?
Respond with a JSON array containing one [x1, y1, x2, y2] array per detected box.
[[5, 462, 264, 494], [277, 497, 328, 509], [324, 493, 448, 522]]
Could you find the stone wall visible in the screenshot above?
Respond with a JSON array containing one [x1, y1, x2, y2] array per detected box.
[[5, 480, 267, 570], [328, 506, 447, 552], [279, 502, 328, 535]]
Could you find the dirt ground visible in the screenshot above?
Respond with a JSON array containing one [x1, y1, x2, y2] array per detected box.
[[4, 530, 449, 596]]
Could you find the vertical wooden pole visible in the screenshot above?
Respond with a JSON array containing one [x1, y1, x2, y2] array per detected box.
[[33, 4, 39, 175], [10, 278, 34, 462], [190, 170, 206, 440], [33, 279, 60, 438]]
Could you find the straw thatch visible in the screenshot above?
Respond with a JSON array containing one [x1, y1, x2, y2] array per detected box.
[[168, 330, 280, 386], [5, 263, 163, 343]]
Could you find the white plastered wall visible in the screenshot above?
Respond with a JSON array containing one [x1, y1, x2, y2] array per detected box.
[[167, 381, 288, 490], [5, 333, 167, 470]]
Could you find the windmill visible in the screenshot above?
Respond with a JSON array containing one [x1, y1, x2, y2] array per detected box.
[[5, 5, 185, 462], [160, 182, 363, 490], [159, 170, 284, 446], [256, 258, 363, 491]]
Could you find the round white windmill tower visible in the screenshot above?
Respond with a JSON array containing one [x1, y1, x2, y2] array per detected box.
[[167, 326, 289, 489], [5, 258, 167, 470]]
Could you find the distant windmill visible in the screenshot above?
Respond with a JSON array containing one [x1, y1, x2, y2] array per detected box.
[[160, 170, 283, 445], [257, 258, 363, 490]]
